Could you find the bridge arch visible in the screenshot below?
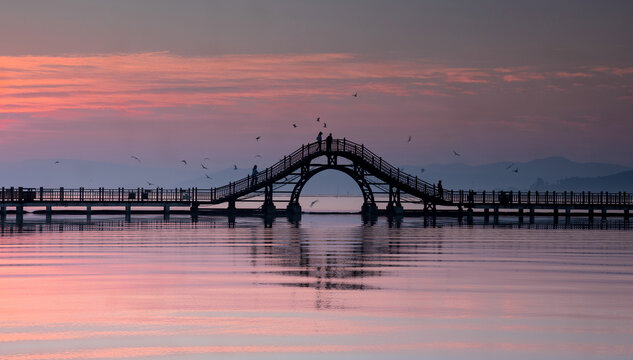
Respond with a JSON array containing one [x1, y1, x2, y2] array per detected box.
[[288, 165, 375, 207]]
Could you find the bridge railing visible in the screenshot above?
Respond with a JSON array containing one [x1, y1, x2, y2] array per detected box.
[[0, 187, 215, 203], [444, 189, 633, 207]]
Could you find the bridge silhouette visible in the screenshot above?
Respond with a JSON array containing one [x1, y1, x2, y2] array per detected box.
[[1, 138, 631, 225]]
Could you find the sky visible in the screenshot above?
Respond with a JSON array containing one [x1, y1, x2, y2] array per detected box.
[[1, 0, 633, 170]]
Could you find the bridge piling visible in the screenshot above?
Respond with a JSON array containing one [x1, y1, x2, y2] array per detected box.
[[86, 205, 91, 222], [45, 205, 52, 223], [286, 202, 302, 222], [602, 207, 607, 221], [518, 207, 524, 224], [467, 208, 473, 225], [553, 207, 559, 224], [190, 203, 199, 220], [565, 207, 571, 223], [16, 205, 23, 225], [625, 208, 630, 221], [0, 206, 5, 222], [529, 207, 535, 224], [493, 206, 499, 224], [483, 208, 490, 224], [589, 208, 594, 222], [163, 205, 170, 220], [125, 204, 131, 222]]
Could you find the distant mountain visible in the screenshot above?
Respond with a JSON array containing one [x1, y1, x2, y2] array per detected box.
[[535, 170, 633, 192]]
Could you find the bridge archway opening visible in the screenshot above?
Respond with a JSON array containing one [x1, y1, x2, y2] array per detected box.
[[293, 168, 366, 212]]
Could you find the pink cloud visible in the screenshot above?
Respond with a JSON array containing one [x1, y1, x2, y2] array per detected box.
[[554, 72, 594, 78], [502, 72, 545, 82]]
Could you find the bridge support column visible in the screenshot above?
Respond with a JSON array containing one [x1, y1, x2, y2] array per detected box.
[[518, 207, 524, 224], [125, 204, 131, 222], [0, 206, 5, 222], [529, 207, 535, 224], [86, 205, 91, 222], [602, 207, 607, 221], [45, 205, 52, 223], [565, 207, 571, 224], [625, 208, 630, 222], [467, 207, 473, 225], [16, 205, 23, 225], [588, 208, 594, 222], [361, 202, 378, 223], [262, 184, 276, 227], [553, 207, 559, 224], [163, 205, 170, 220], [493, 206, 499, 225], [227, 200, 236, 225], [457, 206, 463, 224], [190, 203, 199, 221], [286, 202, 302, 222], [483, 208, 489, 224]]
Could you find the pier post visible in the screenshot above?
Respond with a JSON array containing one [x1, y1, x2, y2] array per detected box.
[[529, 207, 535, 224], [625, 208, 630, 222], [493, 206, 499, 225], [163, 205, 170, 220], [467, 207, 473, 225], [190, 202, 199, 221], [588, 208, 594, 222], [361, 202, 379, 223], [565, 207, 571, 224], [553, 207, 559, 224], [483, 208, 489, 224], [86, 205, 91, 222], [286, 202, 302, 222], [16, 205, 23, 225], [518, 207, 524, 224], [457, 206, 463, 224], [602, 207, 607, 221], [45, 205, 52, 223], [125, 204, 131, 222], [0, 206, 5, 222]]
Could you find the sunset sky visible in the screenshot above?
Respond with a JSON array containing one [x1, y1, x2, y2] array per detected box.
[[1, 0, 632, 169]]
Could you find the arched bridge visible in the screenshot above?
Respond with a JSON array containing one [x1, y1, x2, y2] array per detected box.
[[209, 138, 447, 219]]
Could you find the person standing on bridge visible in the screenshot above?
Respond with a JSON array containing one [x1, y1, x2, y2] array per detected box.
[[316, 131, 323, 151], [326, 133, 333, 152], [251, 165, 258, 187], [437, 180, 444, 199]]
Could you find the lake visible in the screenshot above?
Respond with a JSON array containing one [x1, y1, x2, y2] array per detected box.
[[1, 214, 633, 359]]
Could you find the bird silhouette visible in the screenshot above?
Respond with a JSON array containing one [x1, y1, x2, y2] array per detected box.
[[146, 180, 154, 186], [408, 136, 412, 142], [255, 154, 262, 158], [420, 168, 425, 173], [453, 150, 461, 156], [130, 155, 141, 163], [323, 123, 327, 128], [233, 164, 238, 170], [316, 117, 320, 122], [506, 163, 515, 170], [353, 92, 358, 97], [201, 163, 208, 169], [181, 160, 187, 165], [310, 200, 319, 207], [293, 124, 297, 128], [513, 168, 519, 173], [205, 174, 212, 179], [54, 160, 60, 164], [256, 136, 261, 141], [204, 157, 211, 160]]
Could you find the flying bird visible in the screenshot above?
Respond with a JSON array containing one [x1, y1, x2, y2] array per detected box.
[[353, 92, 358, 97], [323, 123, 327, 128], [201, 163, 208, 169], [181, 160, 187, 165], [130, 155, 141, 163], [233, 164, 238, 170], [420, 168, 425, 173], [54, 160, 60, 164], [146, 181, 154, 186], [316, 117, 320, 122], [293, 123, 297, 128], [310, 200, 319, 207], [513, 168, 519, 173], [255, 154, 262, 158], [204, 157, 211, 160], [506, 163, 515, 170], [408, 136, 412, 142], [453, 150, 461, 156], [205, 174, 212, 179], [256, 136, 261, 141]]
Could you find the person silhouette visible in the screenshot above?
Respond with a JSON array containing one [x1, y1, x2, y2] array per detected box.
[[316, 131, 323, 151], [437, 180, 444, 199], [251, 165, 258, 186], [326, 133, 333, 152]]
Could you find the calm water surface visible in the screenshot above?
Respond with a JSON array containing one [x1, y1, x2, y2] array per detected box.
[[1, 215, 633, 359]]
